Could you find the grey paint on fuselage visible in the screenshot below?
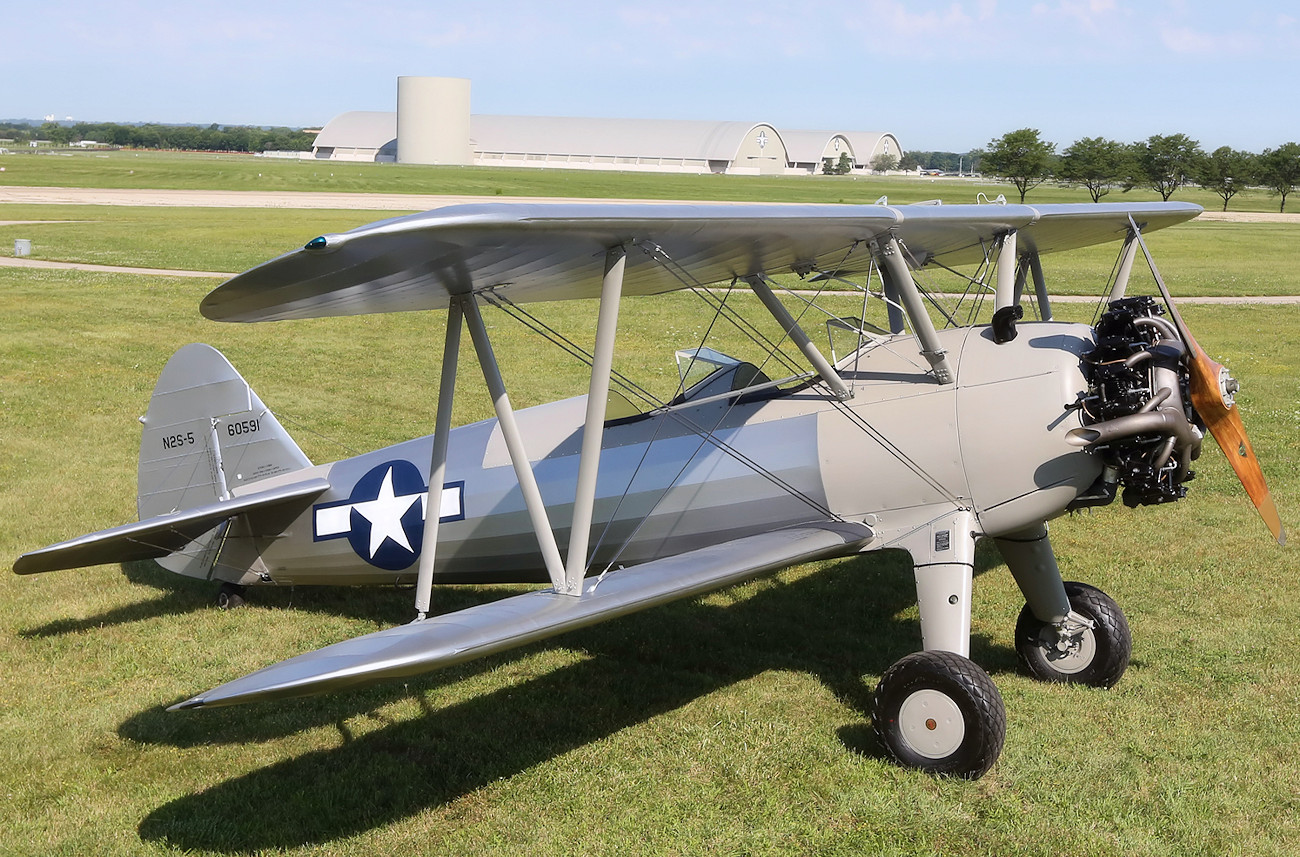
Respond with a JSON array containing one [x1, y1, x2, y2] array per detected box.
[[224, 321, 1100, 588]]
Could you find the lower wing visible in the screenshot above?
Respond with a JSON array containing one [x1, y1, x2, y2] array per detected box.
[[171, 520, 874, 709]]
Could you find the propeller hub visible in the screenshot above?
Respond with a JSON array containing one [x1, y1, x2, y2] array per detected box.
[[1217, 365, 1239, 409]]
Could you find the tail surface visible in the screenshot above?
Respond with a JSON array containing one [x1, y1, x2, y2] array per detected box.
[[16, 344, 320, 577], [137, 344, 311, 578]]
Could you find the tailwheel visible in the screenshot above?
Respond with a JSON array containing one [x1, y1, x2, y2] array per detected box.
[[1016, 581, 1130, 688], [872, 650, 1006, 779], [216, 582, 247, 610]]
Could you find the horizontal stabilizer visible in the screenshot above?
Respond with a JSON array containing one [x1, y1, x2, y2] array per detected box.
[[14, 478, 330, 575], [171, 520, 874, 710]]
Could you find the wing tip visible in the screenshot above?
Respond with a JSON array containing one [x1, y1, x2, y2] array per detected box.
[[167, 697, 207, 712]]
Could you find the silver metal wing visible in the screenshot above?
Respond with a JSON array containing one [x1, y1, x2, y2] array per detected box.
[[171, 520, 873, 709], [200, 201, 1201, 323]]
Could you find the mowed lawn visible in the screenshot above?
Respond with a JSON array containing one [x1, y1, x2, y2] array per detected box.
[[1, 170, 1299, 855], [3, 146, 1296, 212]]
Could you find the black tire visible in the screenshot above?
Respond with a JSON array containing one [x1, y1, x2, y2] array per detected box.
[[216, 582, 247, 610], [872, 650, 1006, 779], [1016, 581, 1130, 688]]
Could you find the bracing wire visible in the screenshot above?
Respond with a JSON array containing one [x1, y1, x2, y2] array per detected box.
[[479, 286, 839, 576], [1091, 236, 1133, 325]]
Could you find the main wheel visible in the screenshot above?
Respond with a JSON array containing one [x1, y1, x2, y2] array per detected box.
[[1016, 581, 1130, 688], [216, 582, 247, 610], [872, 650, 1006, 779]]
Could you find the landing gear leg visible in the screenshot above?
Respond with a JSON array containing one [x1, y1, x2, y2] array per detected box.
[[995, 524, 1131, 687], [216, 582, 247, 610], [1016, 582, 1131, 687], [873, 511, 1006, 778]]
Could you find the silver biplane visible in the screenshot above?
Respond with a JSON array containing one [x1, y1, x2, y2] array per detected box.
[[15, 199, 1285, 779]]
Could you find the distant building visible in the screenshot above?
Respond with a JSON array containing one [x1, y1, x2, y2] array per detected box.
[[311, 77, 902, 176]]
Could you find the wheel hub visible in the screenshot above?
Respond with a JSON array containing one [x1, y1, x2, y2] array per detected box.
[[1040, 626, 1097, 674], [898, 689, 965, 759]]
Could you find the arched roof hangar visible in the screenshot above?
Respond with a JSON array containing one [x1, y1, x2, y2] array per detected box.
[[311, 110, 903, 176]]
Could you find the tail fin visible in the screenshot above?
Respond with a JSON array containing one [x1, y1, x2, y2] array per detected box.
[[137, 344, 310, 578]]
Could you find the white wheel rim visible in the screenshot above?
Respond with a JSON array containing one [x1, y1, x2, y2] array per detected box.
[[1043, 628, 1097, 675], [898, 688, 965, 760]]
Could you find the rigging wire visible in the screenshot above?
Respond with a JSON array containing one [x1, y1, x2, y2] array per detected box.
[[747, 275, 965, 507], [1091, 237, 1131, 325], [635, 240, 807, 379], [479, 288, 840, 575], [273, 411, 364, 459]]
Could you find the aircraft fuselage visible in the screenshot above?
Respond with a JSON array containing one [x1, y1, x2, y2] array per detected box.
[[217, 321, 1100, 588]]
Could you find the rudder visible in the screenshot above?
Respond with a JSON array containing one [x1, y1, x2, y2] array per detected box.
[[137, 344, 311, 578]]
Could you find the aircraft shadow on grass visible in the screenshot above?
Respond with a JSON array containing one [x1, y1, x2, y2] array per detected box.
[[19, 559, 455, 639], [130, 545, 1017, 853]]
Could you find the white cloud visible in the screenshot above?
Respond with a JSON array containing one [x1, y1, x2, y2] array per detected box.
[[1160, 25, 1259, 55]]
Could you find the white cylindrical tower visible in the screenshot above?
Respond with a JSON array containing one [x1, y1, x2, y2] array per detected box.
[[397, 76, 471, 165]]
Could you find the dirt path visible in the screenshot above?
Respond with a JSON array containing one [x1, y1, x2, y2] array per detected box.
[[5, 186, 1300, 222], [0, 186, 643, 210], [0, 256, 230, 277], [4, 186, 1298, 297], [1195, 210, 1300, 223]]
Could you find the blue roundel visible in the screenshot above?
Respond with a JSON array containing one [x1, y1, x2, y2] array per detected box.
[[344, 460, 427, 571]]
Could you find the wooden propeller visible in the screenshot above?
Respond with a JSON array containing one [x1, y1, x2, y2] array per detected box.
[[1130, 222, 1286, 546]]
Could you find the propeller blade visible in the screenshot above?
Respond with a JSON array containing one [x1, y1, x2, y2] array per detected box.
[[1186, 346, 1287, 545], [1129, 220, 1286, 546]]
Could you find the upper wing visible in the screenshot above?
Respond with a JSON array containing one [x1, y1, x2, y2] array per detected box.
[[171, 520, 873, 708], [201, 201, 1202, 323]]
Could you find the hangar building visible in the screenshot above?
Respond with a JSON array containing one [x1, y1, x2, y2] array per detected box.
[[311, 77, 902, 176]]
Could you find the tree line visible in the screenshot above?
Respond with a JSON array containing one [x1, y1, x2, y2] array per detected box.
[[978, 128, 1300, 212], [0, 121, 316, 153]]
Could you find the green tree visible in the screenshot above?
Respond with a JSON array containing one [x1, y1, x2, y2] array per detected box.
[[1059, 137, 1131, 203], [870, 152, 899, 173], [1127, 133, 1203, 201], [906, 151, 970, 173], [1195, 146, 1256, 211], [979, 128, 1055, 202], [38, 121, 71, 145], [1259, 142, 1300, 212], [822, 153, 853, 175]]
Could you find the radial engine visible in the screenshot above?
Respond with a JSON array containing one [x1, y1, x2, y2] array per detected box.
[[1069, 297, 1208, 509]]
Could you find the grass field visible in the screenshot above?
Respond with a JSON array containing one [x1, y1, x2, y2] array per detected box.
[[4, 206, 1299, 301], [2, 147, 1294, 212], [2, 156, 1299, 855]]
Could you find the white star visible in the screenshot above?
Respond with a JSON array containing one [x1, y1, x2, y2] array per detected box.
[[350, 467, 422, 558]]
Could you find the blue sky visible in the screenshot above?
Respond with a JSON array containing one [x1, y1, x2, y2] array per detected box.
[[3, 0, 1296, 153]]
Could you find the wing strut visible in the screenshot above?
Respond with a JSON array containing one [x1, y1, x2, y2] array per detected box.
[[745, 275, 851, 401], [418, 248, 628, 603], [564, 247, 627, 594], [873, 235, 955, 384], [994, 230, 1018, 311], [1108, 228, 1140, 301], [1026, 251, 1052, 321], [464, 295, 568, 591], [414, 297, 464, 620]]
